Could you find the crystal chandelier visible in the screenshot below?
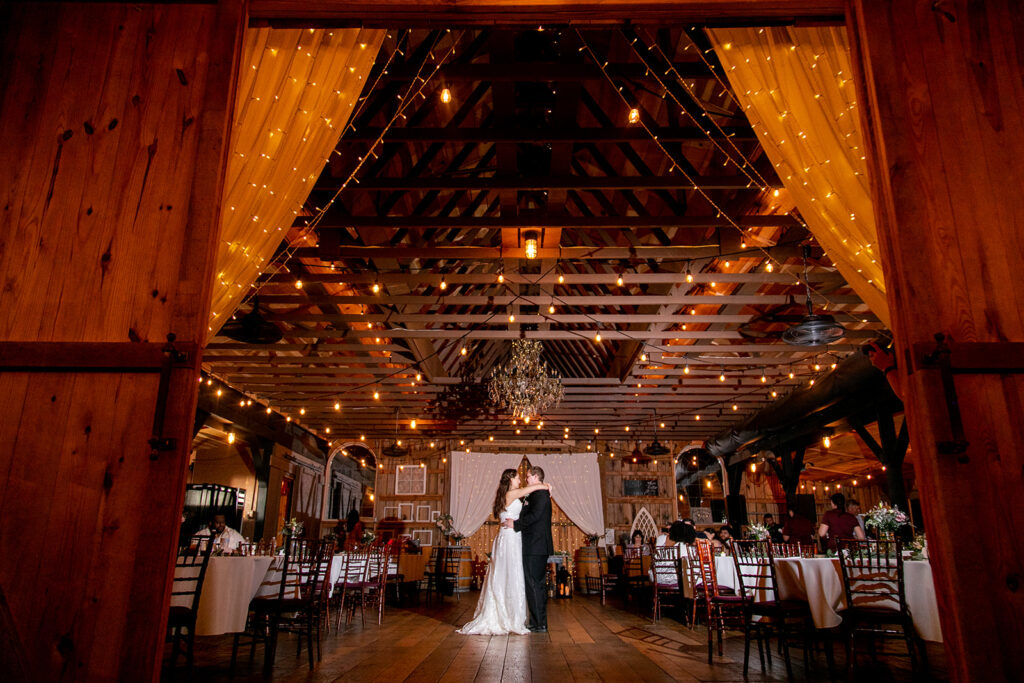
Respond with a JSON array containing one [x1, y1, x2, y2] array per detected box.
[[487, 339, 564, 421]]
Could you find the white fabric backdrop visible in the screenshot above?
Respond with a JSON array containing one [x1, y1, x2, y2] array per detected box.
[[527, 453, 605, 536], [449, 451, 524, 537]]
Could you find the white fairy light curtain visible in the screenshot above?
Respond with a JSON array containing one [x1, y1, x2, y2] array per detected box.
[[707, 27, 891, 326], [449, 451, 525, 538], [527, 452, 605, 536], [206, 27, 385, 340]]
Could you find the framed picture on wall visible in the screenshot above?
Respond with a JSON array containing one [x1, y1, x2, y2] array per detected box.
[[383, 506, 399, 520], [431, 510, 441, 522], [395, 464, 427, 495], [416, 505, 432, 522], [412, 529, 433, 546], [398, 502, 414, 521]]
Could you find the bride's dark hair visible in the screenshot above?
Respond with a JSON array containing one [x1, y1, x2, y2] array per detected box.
[[492, 468, 519, 520]]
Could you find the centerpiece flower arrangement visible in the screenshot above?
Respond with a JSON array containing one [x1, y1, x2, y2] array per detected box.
[[361, 529, 376, 546], [747, 523, 770, 541], [282, 517, 304, 537], [864, 503, 909, 539], [435, 513, 465, 544]]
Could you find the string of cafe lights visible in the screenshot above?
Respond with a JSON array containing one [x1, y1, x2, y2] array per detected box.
[[574, 29, 862, 317], [687, 27, 882, 285], [238, 29, 466, 310], [214, 28, 395, 309]]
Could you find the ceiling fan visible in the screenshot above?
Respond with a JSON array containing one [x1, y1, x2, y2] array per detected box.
[[218, 296, 283, 344], [783, 245, 846, 346]]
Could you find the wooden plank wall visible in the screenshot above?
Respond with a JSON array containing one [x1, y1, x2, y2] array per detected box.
[[850, 1, 1024, 679], [600, 453, 679, 540], [373, 449, 449, 547], [0, 2, 243, 679]]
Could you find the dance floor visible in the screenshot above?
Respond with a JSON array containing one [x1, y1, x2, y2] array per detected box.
[[164, 593, 947, 682]]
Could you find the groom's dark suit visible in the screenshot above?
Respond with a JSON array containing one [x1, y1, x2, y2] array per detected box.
[[514, 489, 554, 630]]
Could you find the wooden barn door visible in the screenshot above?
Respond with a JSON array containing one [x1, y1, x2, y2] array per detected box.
[[0, 1, 244, 679]]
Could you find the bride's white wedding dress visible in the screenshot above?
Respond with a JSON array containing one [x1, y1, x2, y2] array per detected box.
[[456, 498, 529, 635]]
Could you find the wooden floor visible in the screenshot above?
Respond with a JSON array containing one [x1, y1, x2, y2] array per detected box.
[[165, 592, 947, 682]]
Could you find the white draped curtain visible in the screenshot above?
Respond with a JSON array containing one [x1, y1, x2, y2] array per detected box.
[[449, 451, 524, 538], [527, 453, 605, 536]]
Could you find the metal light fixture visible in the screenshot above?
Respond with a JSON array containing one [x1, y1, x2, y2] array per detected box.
[[523, 230, 539, 259], [784, 245, 846, 346], [487, 339, 564, 421]]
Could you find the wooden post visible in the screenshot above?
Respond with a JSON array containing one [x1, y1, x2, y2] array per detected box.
[[849, 1, 1024, 679], [0, 2, 243, 679]]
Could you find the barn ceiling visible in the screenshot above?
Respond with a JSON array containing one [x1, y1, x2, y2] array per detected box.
[[204, 27, 880, 448]]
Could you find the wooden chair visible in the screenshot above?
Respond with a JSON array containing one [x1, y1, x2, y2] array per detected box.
[[166, 535, 214, 672], [695, 539, 748, 664], [837, 539, 926, 679], [731, 540, 812, 680], [231, 538, 332, 675], [363, 546, 390, 624], [621, 546, 648, 608], [420, 546, 454, 605], [771, 542, 804, 558], [651, 545, 684, 623], [598, 550, 619, 605], [335, 549, 370, 629], [384, 539, 405, 603]]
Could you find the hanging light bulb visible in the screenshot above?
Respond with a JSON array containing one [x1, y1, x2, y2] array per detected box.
[[373, 390, 380, 400], [823, 435, 831, 448], [771, 390, 778, 397], [732, 404, 738, 411], [719, 370, 726, 382], [557, 273, 565, 284], [508, 312, 516, 323], [523, 230, 539, 259], [440, 87, 452, 104], [415, 373, 422, 382], [684, 364, 690, 374], [686, 272, 694, 283], [325, 427, 331, 434], [266, 406, 272, 414], [429, 441, 435, 448], [497, 271, 504, 283], [334, 402, 341, 411], [640, 352, 647, 362], [227, 432, 235, 444], [410, 419, 417, 429], [628, 108, 640, 124], [761, 372, 767, 383], [372, 281, 381, 293], [595, 332, 602, 342], [461, 345, 468, 356], [439, 277, 447, 291], [295, 279, 303, 289], [616, 274, 624, 287], [299, 407, 306, 415], [766, 262, 774, 273], [548, 304, 555, 314]]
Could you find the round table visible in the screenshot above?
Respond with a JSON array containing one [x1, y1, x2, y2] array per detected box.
[[172, 556, 276, 636], [679, 555, 738, 598], [774, 557, 942, 642]]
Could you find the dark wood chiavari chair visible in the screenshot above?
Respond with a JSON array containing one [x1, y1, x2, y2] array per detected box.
[[363, 545, 390, 624], [419, 546, 444, 605], [651, 545, 684, 623], [771, 542, 804, 558], [695, 538, 749, 664], [621, 546, 648, 608], [731, 540, 812, 680], [384, 538, 405, 603], [335, 549, 370, 629], [443, 545, 466, 601], [167, 535, 214, 672], [837, 539, 926, 678], [598, 550, 618, 606], [230, 537, 332, 675]]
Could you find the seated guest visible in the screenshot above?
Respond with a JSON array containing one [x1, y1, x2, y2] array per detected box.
[[782, 508, 816, 545], [629, 530, 651, 555], [196, 514, 244, 553], [819, 493, 865, 550], [716, 526, 734, 549], [670, 520, 697, 545], [764, 513, 785, 543], [654, 524, 671, 547], [846, 499, 865, 531]]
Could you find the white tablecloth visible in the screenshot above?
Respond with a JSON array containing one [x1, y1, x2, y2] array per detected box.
[[172, 556, 276, 636], [774, 557, 943, 642], [679, 555, 738, 598]]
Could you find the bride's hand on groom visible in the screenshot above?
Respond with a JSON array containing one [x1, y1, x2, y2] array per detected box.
[[501, 518, 515, 529]]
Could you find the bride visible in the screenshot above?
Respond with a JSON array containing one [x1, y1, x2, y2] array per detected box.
[[456, 468, 551, 635]]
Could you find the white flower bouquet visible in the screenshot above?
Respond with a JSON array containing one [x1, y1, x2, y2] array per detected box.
[[864, 503, 908, 533]]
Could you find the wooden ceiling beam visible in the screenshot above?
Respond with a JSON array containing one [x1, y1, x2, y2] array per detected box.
[[260, 271, 835, 286], [339, 126, 757, 143], [314, 175, 780, 192], [253, 293, 862, 306], [265, 313, 757, 324], [309, 215, 798, 230]]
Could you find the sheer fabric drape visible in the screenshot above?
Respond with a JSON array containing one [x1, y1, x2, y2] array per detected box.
[[527, 452, 605, 536], [708, 27, 890, 326], [206, 27, 384, 340], [449, 451, 524, 538]]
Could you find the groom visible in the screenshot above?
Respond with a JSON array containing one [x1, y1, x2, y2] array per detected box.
[[504, 465, 553, 632]]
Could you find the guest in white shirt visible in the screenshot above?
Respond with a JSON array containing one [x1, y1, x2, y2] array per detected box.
[[196, 514, 245, 553]]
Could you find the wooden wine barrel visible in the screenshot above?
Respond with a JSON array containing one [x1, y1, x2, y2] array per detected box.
[[451, 546, 474, 593], [574, 546, 603, 594]]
